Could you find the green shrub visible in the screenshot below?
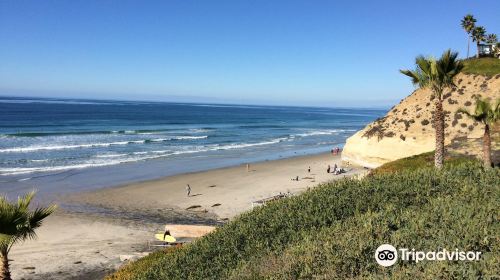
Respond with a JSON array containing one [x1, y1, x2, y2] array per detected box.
[[370, 152, 474, 175], [108, 162, 499, 279], [462, 58, 500, 76]]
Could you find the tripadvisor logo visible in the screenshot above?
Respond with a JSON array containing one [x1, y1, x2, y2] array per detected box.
[[375, 244, 482, 267], [375, 244, 398, 267]]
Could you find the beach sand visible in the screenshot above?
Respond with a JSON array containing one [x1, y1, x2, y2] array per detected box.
[[10, 152, 366, 279]]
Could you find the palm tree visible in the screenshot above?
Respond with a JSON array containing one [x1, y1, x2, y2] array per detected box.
[[461, 14, 476, 58], [400, 50, 464, 169], [458, 98, 500, 168], [472, 26, 486, 58], [0, 191, 56, 280], [485, 34, 498, 44]]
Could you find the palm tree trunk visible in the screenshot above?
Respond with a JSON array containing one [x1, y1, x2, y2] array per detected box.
[[477, 42, 480, 58], [434, 99, 445, 169], [0, 252, 11, 280], [467, 35, 470, 58], [483, 124, 492, 168]]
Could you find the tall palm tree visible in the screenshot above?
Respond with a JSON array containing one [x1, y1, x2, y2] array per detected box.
[[458, 98, 500, 168], [400, 50, 464, 169], [485, 34, 498, 44], [0, 191, 56, 280], [461, 14, 476, 58], [472, 26, 486, 58]]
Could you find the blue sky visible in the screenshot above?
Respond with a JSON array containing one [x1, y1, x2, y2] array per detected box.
[[0, 0, 498, 107]]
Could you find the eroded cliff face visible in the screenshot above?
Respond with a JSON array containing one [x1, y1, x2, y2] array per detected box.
[[342, 73, 500, 168]]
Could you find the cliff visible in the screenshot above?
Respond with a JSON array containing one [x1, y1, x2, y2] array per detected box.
[[342, 72, 500, 168]]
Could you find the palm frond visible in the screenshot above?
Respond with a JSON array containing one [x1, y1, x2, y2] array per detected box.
[[485, 34, 498, 44], [457, 108, 481, 122], [399, 69, 422, 86], [458, 97, 499, 125], [400, 50, 462, 100], [472, 26, 486, 42], [17, 190, 36, 212], [461, 14, 476, 33], [493, 99, 500, 121], [0, 191, 56, 251]]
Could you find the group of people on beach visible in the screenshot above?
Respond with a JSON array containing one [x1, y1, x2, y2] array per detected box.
[[331, 146, 341, 155], [327, 163, 345, 175]]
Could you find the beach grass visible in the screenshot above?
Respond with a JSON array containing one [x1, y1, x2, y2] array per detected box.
[[107, 156, 499, 279], [462, 57, 500, 76], [369, 151, 474, 176]]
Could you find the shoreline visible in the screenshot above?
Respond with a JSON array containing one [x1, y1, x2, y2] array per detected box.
[[63, 152, 363, 220], [10, 152, 367, 279], [3, 147, 339, 201]]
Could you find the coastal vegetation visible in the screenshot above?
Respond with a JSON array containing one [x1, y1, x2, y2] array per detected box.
[[458, 97, 500, 168], [368, 151, 473, 176], [108, 159, 499, 279], [462, 57, 500, 76], [0, 192, 56, 280], [400, 49, 463, 168]]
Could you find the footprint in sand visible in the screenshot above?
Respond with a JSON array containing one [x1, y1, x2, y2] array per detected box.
[[186, 205, 202, 210], [211, 203, 221, 207]]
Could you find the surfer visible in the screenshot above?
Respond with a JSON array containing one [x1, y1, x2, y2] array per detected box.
[[186, 184, 191, 197]]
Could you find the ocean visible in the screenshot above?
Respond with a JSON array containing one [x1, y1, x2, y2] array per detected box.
[[0, 96, 385, 198]]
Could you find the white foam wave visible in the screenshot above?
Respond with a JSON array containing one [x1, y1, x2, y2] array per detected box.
[[293, 129, 353, 138], [149, 138, 169, 142], [0, 153, 170, 176], [0, 136, 207, 153], [95, 153, 127, 158], [30, 159, 51, 162], [189, 128, 214, 133], [0, 141, 134, 153], [0, 137, 286, 175], [190, 137, 287, 153], [174, 136, 208, 140], [18, 177, 32, 182]]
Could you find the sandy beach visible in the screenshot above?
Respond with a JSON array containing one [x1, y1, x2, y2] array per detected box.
[[9, 152, 366, 279]]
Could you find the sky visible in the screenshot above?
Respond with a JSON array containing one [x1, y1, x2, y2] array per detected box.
[[0, 0, 498, 107]]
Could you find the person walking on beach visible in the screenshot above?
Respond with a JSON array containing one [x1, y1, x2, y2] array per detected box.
[[308, 166, 311, 173], [186, 184, 191, 197]]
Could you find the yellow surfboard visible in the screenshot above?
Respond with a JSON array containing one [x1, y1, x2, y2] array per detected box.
[[155, 234, 176, 243]]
